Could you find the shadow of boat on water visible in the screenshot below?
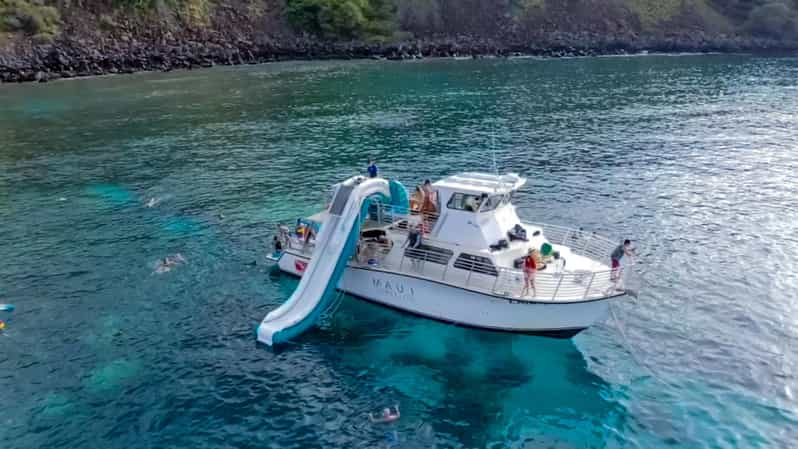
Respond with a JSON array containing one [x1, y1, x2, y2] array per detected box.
[[303, 297, 628, 448]]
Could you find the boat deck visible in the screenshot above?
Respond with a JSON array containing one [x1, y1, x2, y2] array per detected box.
[[353, 229, 624, 303], [292, 206, 630, 303]]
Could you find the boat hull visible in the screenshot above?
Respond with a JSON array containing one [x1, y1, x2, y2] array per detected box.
[[277, 251, 619, 338]]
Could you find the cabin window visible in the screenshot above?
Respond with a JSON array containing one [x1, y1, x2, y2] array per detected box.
[[404, 244, 453, 265], [453, 253, 499, 276], [479, 195, 503, 212], [446, 192, 483, 212]]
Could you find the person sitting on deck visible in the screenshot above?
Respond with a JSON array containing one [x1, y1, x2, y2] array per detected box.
[[508, 224, 528, 241], [295, 219, 306, 239], [376, 234, 393, 250], [369, 405, 400, 424], [520, 248, 537, 298], [303, 225, 316, 248]]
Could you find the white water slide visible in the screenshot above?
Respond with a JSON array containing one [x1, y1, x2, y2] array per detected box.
[[257, 176, 391, 346]]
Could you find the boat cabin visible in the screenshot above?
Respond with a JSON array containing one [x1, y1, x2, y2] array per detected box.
[[429, 172, 527, 249], [278, 171, 623, 304]]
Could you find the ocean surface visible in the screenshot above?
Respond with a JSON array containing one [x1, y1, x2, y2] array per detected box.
[[1, 54, 797, 449]]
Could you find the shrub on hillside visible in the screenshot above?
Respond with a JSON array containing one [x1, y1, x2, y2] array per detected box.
[[0, 0, 60, 38], [287, 0, 395, 38], [746, 1, 798, 39]]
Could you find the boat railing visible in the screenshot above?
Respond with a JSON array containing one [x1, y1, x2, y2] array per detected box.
[[281, 206, 635, 301], [362, 242, 626, 302], [520, 221, 620, 263], [285, 235, 315, 255], [355, 239, 394, 264], [370, 203, 619, 262], [368, 203, 439, 234]]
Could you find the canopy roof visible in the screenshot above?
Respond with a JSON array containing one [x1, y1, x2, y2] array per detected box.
[[432, 172, 526, 196]]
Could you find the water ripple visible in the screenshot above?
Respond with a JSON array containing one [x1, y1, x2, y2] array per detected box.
[[1, 54, 797, 449]]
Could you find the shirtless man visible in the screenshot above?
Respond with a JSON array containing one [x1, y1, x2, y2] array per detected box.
[[369, 404, 400, 423]]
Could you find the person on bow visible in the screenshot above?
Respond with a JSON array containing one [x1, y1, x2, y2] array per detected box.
[[367, 159, 379, 178], [610, 239, 635, 281]]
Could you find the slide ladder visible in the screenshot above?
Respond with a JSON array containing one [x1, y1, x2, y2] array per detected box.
[[257, 176, 392, 346]]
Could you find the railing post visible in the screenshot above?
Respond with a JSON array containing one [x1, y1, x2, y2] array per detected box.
[[466, 266, 473, 287], [583, 273, 595, 300], [492, 272, 500, 294], [551, 274, 564, 301], [442, 261, 449, 281]]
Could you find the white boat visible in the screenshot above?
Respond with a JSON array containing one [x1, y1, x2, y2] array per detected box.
[[257, 173, 637, 345]]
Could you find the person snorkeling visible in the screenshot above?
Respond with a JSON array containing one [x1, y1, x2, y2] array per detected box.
[[369, 404, 400, 423], [154, 254, 186, 274]]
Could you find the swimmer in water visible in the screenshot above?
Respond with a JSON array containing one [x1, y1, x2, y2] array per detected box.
[[0, 320, 5, 331], [154, 254, 186, 273], [145, 197, 161, 208], [369, 404, 400, 423], [155, 258, 173, 274]]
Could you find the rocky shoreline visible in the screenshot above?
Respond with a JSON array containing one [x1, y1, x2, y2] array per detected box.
[[2, 33, 797, 84]]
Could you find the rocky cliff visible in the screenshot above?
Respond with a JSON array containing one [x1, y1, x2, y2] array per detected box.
[[2, 0, 797, 83]]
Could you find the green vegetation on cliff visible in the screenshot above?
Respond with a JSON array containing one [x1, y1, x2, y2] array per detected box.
[[286, 0, 397, 39], [2, 0, 798, 44], [1, 0, 60, 39]]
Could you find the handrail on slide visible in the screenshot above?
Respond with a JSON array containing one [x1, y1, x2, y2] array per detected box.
[[257, 176, 394, 346]]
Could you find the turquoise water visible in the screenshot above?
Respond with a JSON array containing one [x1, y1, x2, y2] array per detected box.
[[1, 55, 797, 448]]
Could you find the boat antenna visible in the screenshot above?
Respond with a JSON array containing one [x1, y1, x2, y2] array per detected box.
[[491, 125, 498, 178]]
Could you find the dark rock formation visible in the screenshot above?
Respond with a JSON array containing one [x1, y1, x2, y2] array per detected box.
[[2, 30, 797, 83]]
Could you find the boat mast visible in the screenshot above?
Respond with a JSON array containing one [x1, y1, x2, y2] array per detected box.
[[491, 124, 498, 178]]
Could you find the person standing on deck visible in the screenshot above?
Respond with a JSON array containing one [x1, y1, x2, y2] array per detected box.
[[404, 224, 423, 269], [421, 180, 436, 209], [367, 159, 379, 178], [521, 248, 537, 298], [410, 186, 424, 212], [610, 239, 635, 281], [420, 179, 437, 234]]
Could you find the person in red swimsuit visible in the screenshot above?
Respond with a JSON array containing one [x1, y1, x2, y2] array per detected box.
[[521, 248, 537, 297]]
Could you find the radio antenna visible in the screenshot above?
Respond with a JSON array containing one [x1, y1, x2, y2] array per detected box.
[[491, 123, 498, 177]]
